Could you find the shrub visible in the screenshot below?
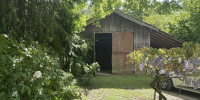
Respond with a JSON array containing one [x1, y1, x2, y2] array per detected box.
[[79, 62, 100, 85], [0, 34, 79, 100], [68, 34, 100, 86]]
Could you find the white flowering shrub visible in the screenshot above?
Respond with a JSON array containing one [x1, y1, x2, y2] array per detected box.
[[0, 34, 79, 100], [33, 71, 42, 78]]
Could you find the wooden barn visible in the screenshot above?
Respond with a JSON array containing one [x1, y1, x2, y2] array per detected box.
[[82, 10, 183, 74]]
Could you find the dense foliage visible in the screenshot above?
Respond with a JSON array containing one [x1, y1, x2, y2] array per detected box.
[[128, 42, 200, 100], [0, 34, 79, 99], [0, 0, 117, 79], [120, 0, 200, 43], [144, 0, 200, 43], [0, 0, 111, 99], [0, 34, 99, 99]]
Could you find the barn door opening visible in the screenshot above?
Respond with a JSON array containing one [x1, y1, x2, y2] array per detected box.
[[95, 33, 112, 73]]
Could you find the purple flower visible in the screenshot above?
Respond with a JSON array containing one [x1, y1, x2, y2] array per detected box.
[[191, 58, 199, 73], [184, 60, 191, 70], [143, 53, 147, 61], [152, 55, 162, 67], [139, 62, 145, 71], [192, 57, 199, 68], [158, 60, 164, 69]]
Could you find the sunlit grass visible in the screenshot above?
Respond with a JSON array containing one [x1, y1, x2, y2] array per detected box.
[[80, 75, 155, 100]]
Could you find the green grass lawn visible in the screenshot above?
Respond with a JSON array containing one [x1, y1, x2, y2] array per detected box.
[[80, 75, 155, 100]]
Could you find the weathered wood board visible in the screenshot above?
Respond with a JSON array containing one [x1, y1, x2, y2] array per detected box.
[[112, 32, 134, 74]]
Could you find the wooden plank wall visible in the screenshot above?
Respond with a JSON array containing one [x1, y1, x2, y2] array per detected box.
[[83, 13, 150, 49], [112, 32, 134, 74], [82, 12, 150, 74]]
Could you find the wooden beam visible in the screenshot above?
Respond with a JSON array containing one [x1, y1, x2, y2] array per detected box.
[[150, 38, 171, 49], [150, 32, 182, 47], [149, 30, 183, 47], [150, 35, 175, 48], [150, 35, 177, 48], [150, 43, 163, 49]]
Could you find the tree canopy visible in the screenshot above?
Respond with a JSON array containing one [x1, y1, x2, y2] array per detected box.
[[118, 0, 200, 43]]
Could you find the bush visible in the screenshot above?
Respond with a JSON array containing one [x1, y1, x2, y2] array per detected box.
[[79, 62, 100, 85], [67, 34, 100, 86], [0, 34, 79, 100]]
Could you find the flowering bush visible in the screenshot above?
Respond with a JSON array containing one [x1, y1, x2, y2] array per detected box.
[[33, 71, 42, 78], [0, 34, 79, 99], [128, 42, 200, 100]]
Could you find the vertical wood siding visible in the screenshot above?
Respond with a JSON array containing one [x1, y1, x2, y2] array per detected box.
[[82, 12, 150, 74], [83, 13, 150, 49], [112, 32, 133, 74]]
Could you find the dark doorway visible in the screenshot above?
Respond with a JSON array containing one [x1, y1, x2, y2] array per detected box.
[[95, 33, 112, 73]]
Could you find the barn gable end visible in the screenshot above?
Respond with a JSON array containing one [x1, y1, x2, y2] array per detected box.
[[84, 12, 150, 49]]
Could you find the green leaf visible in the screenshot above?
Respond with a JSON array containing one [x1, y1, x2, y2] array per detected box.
[[16, 93, 20, 100], [21, 86, 25, 94], [25, 86, 31, 96], [0, 92, 5, 99]]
